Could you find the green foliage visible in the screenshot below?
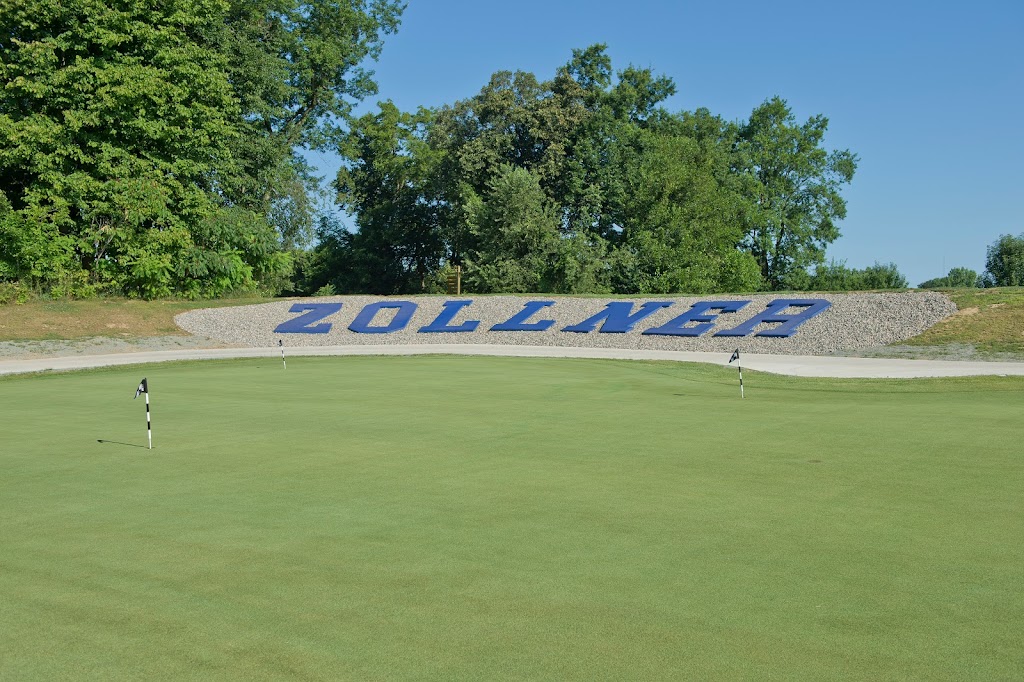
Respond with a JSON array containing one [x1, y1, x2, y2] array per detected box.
[[808, 261, 907, 291], [981, 233, 1024, 287], [613, 119, 762, 294], [313, 47, 857, 295], [946, 267, 980, 288], [219, 0, 403, 248], [463, 166, 561, 292], [332, 103, 449, 294], [0, 0, 402, 298], [0, 280, 30, 304], [0, 0, 244, 296], [174, 207, 292, 299], [919, 266, 980, 289], [858, 262, 909, 289], [313, 283, 337, 297], [738, 97, 858, 289]]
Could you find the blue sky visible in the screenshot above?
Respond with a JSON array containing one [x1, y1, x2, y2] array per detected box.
[[309, 0, 1023, 287]]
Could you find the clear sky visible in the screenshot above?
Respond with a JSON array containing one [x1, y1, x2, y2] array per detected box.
[[309, 0, 1023, 287]]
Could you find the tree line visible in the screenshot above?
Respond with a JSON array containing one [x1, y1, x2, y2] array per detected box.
[[301, 44, 865, 296], [918, 235, 1024, 289], [2, 1, 1018, 300]]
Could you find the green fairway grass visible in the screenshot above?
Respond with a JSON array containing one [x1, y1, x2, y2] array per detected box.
[[1, 357, 1022, 680]]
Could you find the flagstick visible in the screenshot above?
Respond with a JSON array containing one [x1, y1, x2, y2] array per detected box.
[[737, 359, 744, 399], [145, 390, 152, 449], [279, 340, 286, 369]]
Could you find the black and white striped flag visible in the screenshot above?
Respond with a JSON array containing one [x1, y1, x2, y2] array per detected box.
[[278, 339, 286, 369], [133, 378, 152, 449], [728, 349, 744, 399]]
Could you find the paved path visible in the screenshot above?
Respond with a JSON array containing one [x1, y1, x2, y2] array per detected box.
[[2, 344, 1023, 378]]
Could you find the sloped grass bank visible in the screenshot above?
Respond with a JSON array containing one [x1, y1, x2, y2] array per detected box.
[[901, 287, 1024, 356]]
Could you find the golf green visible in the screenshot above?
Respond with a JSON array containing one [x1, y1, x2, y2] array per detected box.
[[1, 356, 1021, 680]]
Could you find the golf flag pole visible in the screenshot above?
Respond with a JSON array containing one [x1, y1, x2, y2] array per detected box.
[[278, 339, 286, 369], [728, 349, 744, 399], [134, 378, 151, 449]]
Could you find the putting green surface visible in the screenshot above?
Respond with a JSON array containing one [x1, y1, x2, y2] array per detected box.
[[1, 357, 1022, 680]]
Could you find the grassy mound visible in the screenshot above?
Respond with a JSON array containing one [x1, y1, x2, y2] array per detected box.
[[2, 356, 1021, 679], [903, 287, 1024, 355]]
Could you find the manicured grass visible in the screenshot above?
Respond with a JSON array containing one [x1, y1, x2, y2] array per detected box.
[[1, 356, 1022, 680]]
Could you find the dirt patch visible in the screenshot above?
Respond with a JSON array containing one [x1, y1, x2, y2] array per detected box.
[[957, 307, 980, 316]]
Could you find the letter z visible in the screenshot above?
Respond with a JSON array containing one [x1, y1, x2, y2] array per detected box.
[[274, 303, 343, 334]]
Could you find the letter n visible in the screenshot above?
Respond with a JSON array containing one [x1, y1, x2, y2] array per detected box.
[[563, 301, 674, 333]]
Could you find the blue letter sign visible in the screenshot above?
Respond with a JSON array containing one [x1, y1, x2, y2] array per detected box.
[[274, 297, 835, 339], [563, 301, 674, 333], [348, 301, 418, 334], [491, 301, 556, 331], [419, 300, 480, 333], [643, 300, 751, 337], [274, 303, 343, 334], [714, 299, 831, 337]]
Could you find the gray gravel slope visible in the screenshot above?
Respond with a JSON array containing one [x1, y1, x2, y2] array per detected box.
[[175, 292, 957, 356]]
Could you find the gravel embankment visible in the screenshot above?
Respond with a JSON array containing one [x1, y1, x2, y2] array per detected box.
[[174, 293, 957, 356]]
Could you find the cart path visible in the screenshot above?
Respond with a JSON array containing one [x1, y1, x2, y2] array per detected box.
[[2, 344, 1023, 378]]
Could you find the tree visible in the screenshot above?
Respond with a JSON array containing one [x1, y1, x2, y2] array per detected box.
[[314, 48, 861, 296], [0, 0, 279, 297], [463, 166, 561, 293], [858, 262, 908, 289], [614, 121, 761, 294], [919, 267, 979, 289], [218, 0, 404, 249], [332, 103, 449, 294], [946, 267, 980, 288], [737, 97, 858, 289], [427, 44, 680, 284], [808, 261, 907, 291], [981, 234, 1024, 287], [0, 0, 402, 297]]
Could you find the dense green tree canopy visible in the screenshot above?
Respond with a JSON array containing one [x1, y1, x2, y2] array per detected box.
[[919, 267, 980, 289], [463, 165, 563, 293], [738, 97, 858, 289], [315, 46, 858, 295], [220, 0, 403, 248], [0, 0, 402, 297], [981, 233, 1024, 287], [809, 261, 907, 291], [2, 15, 880, 299], [331, 102, 448, 294], [0, 0, 247, 296]]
